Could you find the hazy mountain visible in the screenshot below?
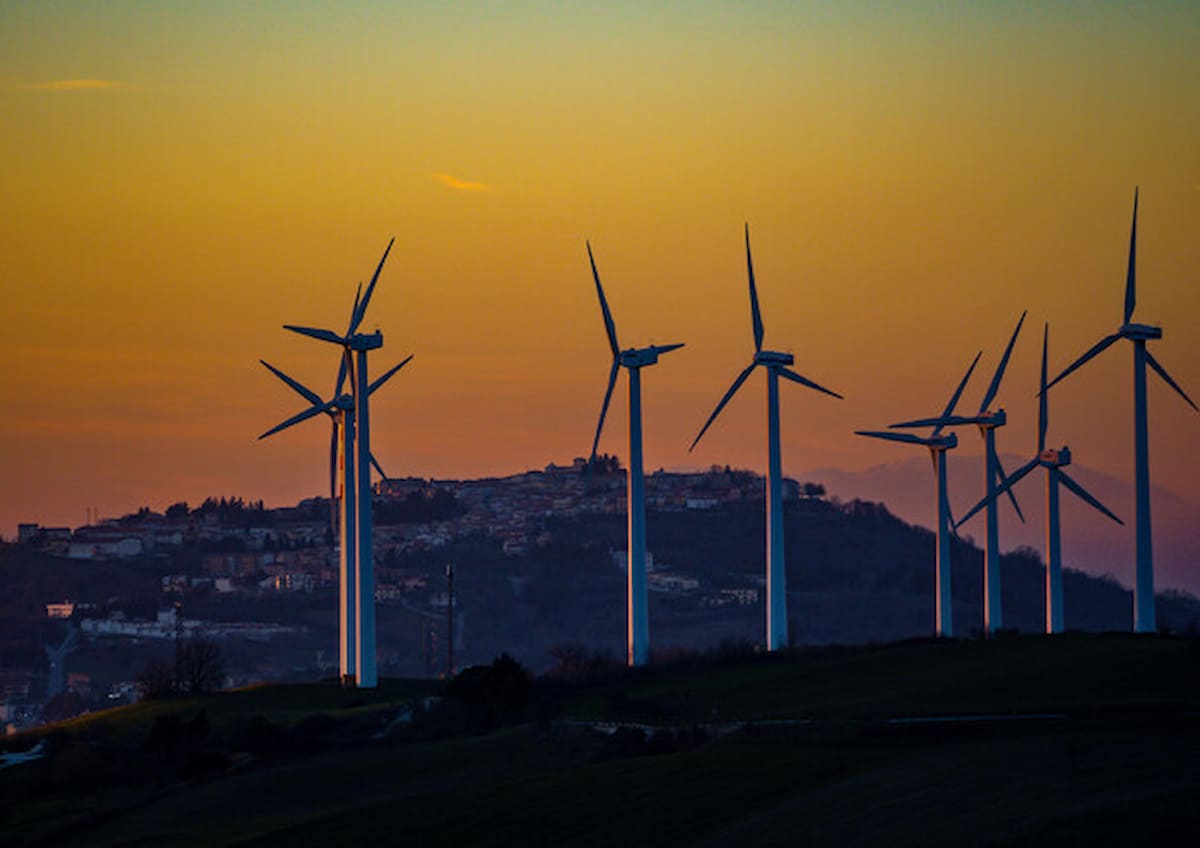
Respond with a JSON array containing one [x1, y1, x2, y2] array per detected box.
[[803, 455, 1200, 596]]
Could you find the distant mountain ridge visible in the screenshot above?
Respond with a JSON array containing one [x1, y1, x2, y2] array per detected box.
[[803, 455, 1200, 596]]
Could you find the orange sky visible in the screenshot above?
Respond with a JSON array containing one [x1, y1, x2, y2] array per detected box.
[[2, 3, 1199, 537]]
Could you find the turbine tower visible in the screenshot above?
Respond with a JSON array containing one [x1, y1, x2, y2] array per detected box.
[[690, 225, 842, 651], [259, 353, 410, 684], [260, 374, 358, 681], [44, 625, 78, 699], [586, 242, 683, 667], [957, 324, 1122, 633], [857, 352, 980, 638], [891, 312, 1028, 635], [1044, 189, 1197, 632], [261, 239, 408, 687]]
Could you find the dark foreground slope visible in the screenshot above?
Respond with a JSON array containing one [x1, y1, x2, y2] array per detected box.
[[3, 634, 1200, 847]]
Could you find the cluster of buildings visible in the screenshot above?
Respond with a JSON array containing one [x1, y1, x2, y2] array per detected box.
[[5, 462, 816, 730], [16, 462, 807, 610], [380, 459, 800, 558], [18, 461, 796, 567]]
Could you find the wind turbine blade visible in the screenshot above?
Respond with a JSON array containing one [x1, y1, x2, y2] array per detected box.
[[1124, 187, 1138, 324], [854, 430, 931, 446], [1038, 323, 1049, 453], [690, 360, 757, 452], [587, 242, 620, 356], [946, 501, 963, 542], [260, 360, 323, 407], [1146, 351, 1199, 412], [1059, 470, 1124, 525], [335, 349, 349, 397], [284, 325, 346, 346], [350, 237, 395, 334], [1044, 333, 1121, 392], [935, 351, 982, 437], [370, 452, 388, 481], [259, 399, 337, 440], [979, 310, 1027, 414], [347, 281, 363, 336], [994, 455, 1026, 523], [369, 354, 414, 395], [652, 343, 685, 357], [778, 366, 843, 400], [589, 360, 620, 463], [890, 414, 985, 429], [745, 223, 764, 352], [956, 456, 1038, 528]]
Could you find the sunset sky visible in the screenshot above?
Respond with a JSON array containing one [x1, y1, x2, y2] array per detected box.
[[3, 2, 1198, 540]]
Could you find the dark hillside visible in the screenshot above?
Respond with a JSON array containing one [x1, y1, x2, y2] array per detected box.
[[3, 635, 1199, 847]]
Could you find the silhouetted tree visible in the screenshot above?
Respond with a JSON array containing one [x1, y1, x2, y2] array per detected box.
[[582, 453, 622, 475], [445, 653, 533, 729], [177, 638, 225, 694]]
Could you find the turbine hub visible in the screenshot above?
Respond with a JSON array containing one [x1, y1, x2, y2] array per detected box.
[[336, 395, 355, 410], [755, 350, 794, 366]]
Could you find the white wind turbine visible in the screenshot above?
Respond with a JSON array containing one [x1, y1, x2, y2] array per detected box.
[[587, 242, 684, 667], [1043, 189, 1197, 633], [957, 324, 1121, 633], [891, 312, 1028, 635], [690, 225, 842, 651], [258, 353, 410, 684], [263, 239, 408, 687], [857, 351, 981, 638]]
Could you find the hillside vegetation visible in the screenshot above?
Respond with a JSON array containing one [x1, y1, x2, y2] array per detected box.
[[3, 633, 1199, 846]]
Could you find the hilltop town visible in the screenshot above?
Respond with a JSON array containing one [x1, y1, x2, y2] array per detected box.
[[4, 461, 843, 732]]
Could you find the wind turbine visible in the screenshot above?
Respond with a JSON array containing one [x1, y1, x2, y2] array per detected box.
[[44, 625, 78, 699], [264, 238, 405, 687], [856, 352, 981, 638], [957, 324, 1122, 633], [586, 242, 684, 667], [891, 312, 1028, 635], [1043, 189, 1197, 633], [690, 225, 842, 651], [259, 353, 411, 684]]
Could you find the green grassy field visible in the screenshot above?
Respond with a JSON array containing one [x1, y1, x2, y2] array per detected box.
[[4, 634, 1199, 846]]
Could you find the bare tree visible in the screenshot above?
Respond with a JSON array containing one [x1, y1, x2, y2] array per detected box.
[[178, 638, 225, 694]]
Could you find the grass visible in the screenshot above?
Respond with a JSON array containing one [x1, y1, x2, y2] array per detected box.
[[16, 676, 443, 745], [562, 632, 1200, 722], [5, 633, 1200, 846]]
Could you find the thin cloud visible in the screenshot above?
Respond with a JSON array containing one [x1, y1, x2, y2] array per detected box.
[[10, 79, 123, 92], [432, 172, 493, 192]]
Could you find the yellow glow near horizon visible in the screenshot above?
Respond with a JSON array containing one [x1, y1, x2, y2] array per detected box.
[[2, 3, 1199, 541]]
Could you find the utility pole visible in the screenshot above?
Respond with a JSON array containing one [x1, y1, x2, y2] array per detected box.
[[445, 563, 455, 679], [173, 599, 184, 693]]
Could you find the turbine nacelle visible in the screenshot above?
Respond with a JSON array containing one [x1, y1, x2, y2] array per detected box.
[[1039, 445, 1071, 467], [976, 408, 1007, 430], [619, 343, 684, 369], [1119, 322, 1162, 341], [349, 331, 384, 351], [931, 432, 958, 451], [754, 350, 794, 367]]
